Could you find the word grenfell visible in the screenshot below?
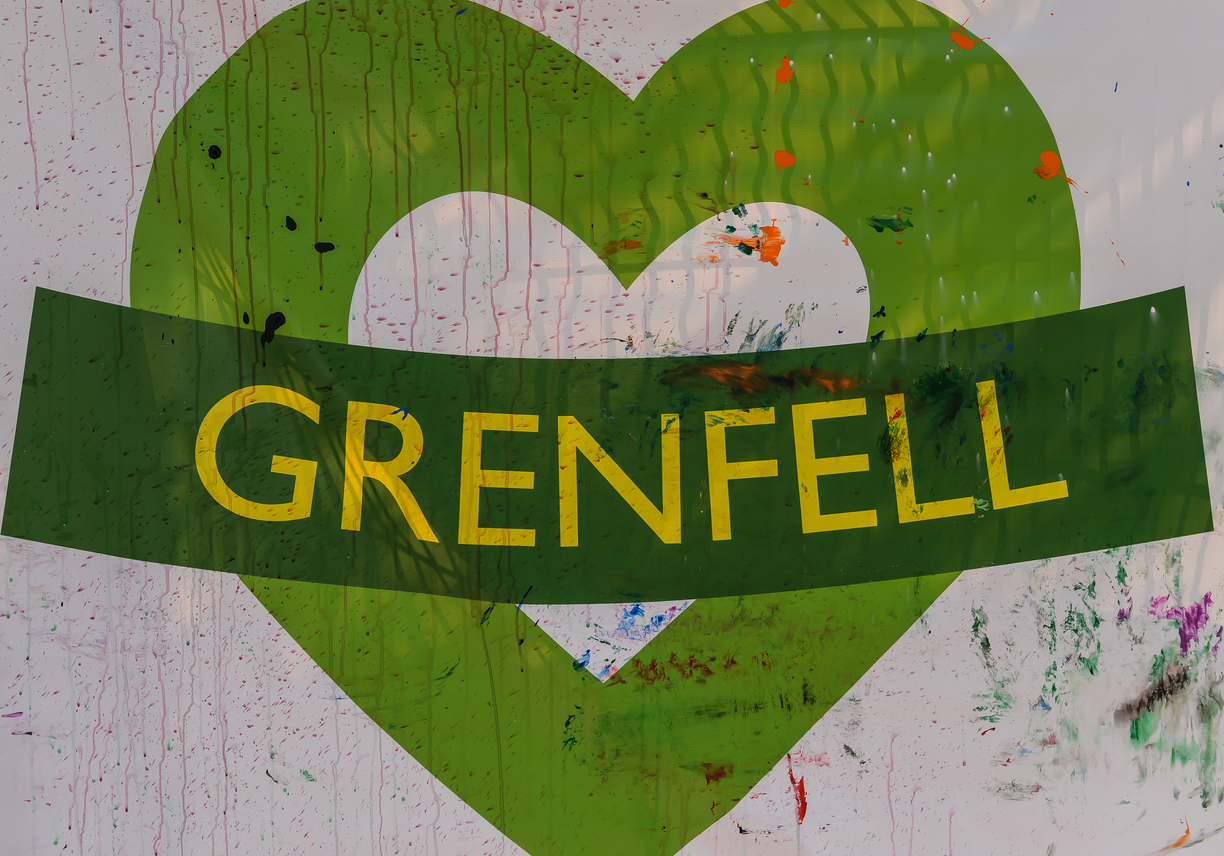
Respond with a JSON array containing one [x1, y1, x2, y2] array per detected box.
[[195, 381, 1067, 545]]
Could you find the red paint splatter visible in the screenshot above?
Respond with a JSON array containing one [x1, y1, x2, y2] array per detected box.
[[774, 149, 796, 172], [602, 238, 643, 256], [701, 762, 733, 785], [722, 654, 739, 670], [786, 754, 808, 824], [777, 0, 794, 7], [979, 727, 996, 736], [1033, 150, 1085, 192]]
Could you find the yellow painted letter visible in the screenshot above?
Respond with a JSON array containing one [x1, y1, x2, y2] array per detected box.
[[976, 380, 1068, 509], [885, 393, 975, 522], [342, 402, 438, 541], [705, 408, 778, 541], [458, 412, 539, 546], [195, 385, 319, 521], [791, 400, 878, 533], [558, 415, 680, 547]]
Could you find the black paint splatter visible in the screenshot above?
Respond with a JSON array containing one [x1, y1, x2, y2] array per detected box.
[[242, 311, 250, 325], [208, 144, 222, 160], [260, 312, 286, 345], [285, 215, 297, 231], [315, 241, 335, 253], [872, 305, 886, 318], [870, 330, 884, 348]]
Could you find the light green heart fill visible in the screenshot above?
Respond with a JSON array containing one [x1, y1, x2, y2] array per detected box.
[[129, 0, 1078, 852]]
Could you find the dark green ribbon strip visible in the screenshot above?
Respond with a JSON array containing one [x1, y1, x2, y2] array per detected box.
[[2, 287, 1211, 603]]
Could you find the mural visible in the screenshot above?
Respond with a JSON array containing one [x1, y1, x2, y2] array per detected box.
[[2, 0, 1224, 854]]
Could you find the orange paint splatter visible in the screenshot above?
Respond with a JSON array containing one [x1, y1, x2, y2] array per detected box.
[[1033, 150, 1085, 192], [705, 219, 786, 266], [777, 0, 794, 7], [775, 56, 794, 92], [1159, 818, 1191, 851], [757, 220, 785, 264], [601, 238, 643, 255], [951, 16, 989, 50], [842, 237, 850, 246], [774, 149, 796, 171], [850, 107, 865, 123]]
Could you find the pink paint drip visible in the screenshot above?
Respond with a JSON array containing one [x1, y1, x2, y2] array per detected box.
[[888, 732, 899, 856], [21, 0, 40, 209], [1149, 592, 1214, 654]]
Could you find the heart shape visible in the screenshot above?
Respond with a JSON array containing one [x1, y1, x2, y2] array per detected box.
[[131, 0, 1078, 344], [353, 193, 869, 678], [126, 0, 1079, 852]]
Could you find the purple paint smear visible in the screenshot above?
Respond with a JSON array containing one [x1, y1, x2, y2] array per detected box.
[[1149, 592, 1215, 654], [1, 711, 23, 718]]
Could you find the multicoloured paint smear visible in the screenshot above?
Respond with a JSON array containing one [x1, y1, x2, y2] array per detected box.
[[705, 218, 787, 265]]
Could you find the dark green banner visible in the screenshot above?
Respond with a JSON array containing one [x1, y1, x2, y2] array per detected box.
[[2, 287, 1210, 603]]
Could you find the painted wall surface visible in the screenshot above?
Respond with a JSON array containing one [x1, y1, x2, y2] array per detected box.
[[2, 0, 1224, 854]]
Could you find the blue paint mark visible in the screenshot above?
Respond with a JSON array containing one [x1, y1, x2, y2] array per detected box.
[[1114, 82, 1118, 92], [392, 407, 409, 420], [915, 328, 928, 343], [456, 7, 467, 14], [481, 604, 495, 625], [516, 585, 534, 610], [756, 323, 788, 352], [870, 330, 885, 348], [573, 650, 592, 671]]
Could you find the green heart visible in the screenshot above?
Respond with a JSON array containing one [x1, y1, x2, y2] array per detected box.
[[128, 0, 1078, 852]]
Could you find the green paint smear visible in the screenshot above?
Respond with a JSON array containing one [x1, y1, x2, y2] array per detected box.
[[248, 570, 957, 856]]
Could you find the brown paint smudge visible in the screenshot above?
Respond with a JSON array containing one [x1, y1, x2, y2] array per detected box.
[[602, 238, 643, 256], [666, 361, 858, 396]]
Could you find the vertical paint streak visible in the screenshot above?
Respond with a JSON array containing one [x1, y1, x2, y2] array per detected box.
[[58, 0, 77, 139], [21, 0, 40, 209], [888, 732, 899, 856], [116, 0, 138, 303]]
